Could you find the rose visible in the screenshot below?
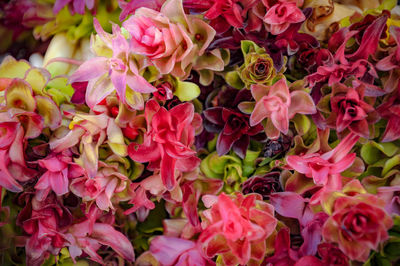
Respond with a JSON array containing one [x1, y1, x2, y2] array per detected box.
[[242, 171, 282, 199], [322, 196, 393, 261]]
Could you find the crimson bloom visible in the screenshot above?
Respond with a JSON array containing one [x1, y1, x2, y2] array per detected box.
[[128, 99, 201, 190], [324, 83, 379, 139]]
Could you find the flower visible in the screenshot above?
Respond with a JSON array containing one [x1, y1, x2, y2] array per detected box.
[[128, 99, 201, 190], [376, 26, 400, 71], [263, 1, 305, 35], [123, 0, 218, 79], [17, 193, 72, 265], [262, 134, 292, 158], [322, 190, 393, 261], [226, 40, 278, 89], [286, 133, 359, 188], [242, 171, 282, 199], [199, 192, 277, 265], [203, 88, 264, 158], [70, 161, 130, 211], [324, 83, 379, 138], [69, 19, 156, 109], [263, 228, 299, 265], [65, 207, 135, 264], [376, 88, 400, 142], [53, 0, 95, 15], [35, 150, 85, 201], [317, 243, 349, 266], [244, 77, 316, 140], [149, 236, 211, 265]]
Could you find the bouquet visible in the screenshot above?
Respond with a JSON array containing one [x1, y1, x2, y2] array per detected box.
[[1, 0, 400, 265]]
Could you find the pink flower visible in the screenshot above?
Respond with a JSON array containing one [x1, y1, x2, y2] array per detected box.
[[128, 100, 201, 190], [263, 1, 305, 35], [69, 19, 156, 109], [286, 133, 359, 189], [53, 0, 94, 15], [122, 3, 194, 76], [150, 236, 213, 266], [65, 208, 135, 264], [199, 192, 277, 265], [247, 77, 316, 139], [322, 193, 393, 261], [263, 228, 299, 265], [70, 161, 130, 211], [35, 151, 85, 201], [17, 193, 72, 265]]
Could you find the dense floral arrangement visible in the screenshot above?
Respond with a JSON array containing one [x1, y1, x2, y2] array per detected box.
[[2, 0, 400, 265]]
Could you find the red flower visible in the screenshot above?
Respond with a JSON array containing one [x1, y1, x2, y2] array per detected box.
[[128, 100, 201, 190], [327, 84, 379, 138], [322, 183, 393, 262]]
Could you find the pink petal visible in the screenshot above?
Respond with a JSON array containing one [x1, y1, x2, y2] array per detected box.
[[69, 57, 108, 83], [91, 223, 135, 261]]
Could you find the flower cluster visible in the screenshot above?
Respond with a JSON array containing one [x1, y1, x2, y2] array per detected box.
[[2, 0, 400, 265]]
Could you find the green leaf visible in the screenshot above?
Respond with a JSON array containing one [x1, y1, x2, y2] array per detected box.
[[225, 71, 245, 89], [174, 80, 200, 101]]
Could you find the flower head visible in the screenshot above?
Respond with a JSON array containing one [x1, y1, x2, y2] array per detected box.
[[199, 192, 277, 265], [245, 77, 316, 139], [128, 99, 201, 190]]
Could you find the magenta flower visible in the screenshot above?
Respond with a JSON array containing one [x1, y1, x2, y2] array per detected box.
[[199, 192, 277, 265], [69, 19, 156, 109], [263, 228, 299, 265], [286, 133, 359, 189], [53, 0, 94, 15], [246, 77, 316, 140], [263, 1, 305, 35], [128, 100, 201, 190]]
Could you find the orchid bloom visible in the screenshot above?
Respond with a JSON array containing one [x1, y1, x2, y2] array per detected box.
[[246, 77, 316, 139], [128, 99, 201, 190], [69, 19, 156, 109], [199, 192, 277, 265], [286, 133, 359, 191]]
